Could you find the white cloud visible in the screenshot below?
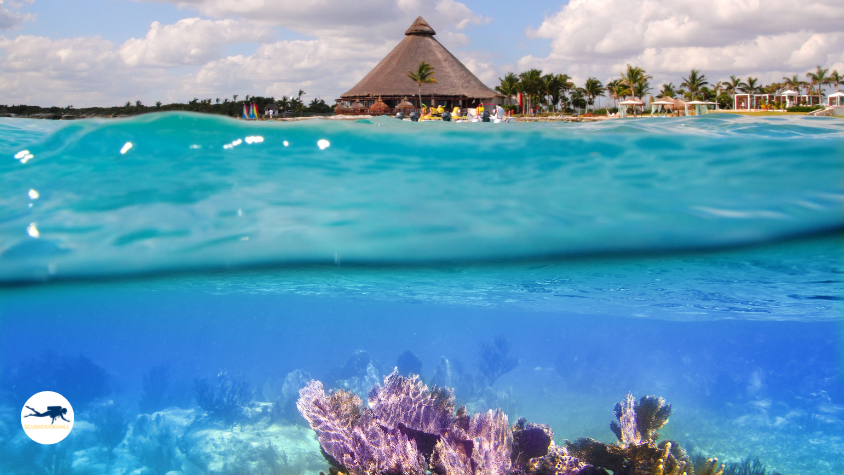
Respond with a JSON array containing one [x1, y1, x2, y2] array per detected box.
[[521, 0, 844, 87], [179, 36, 396, 100], [142, 0, 489, 42], [0, 35, 165, 105], [0, 0, 33, 30], [0, 0, 496, 106], [120, 18, 274, 67]]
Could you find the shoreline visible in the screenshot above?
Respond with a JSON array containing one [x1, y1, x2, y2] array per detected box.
[[2, 111, 833, 122]]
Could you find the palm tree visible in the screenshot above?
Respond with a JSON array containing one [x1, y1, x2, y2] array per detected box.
[[620, 65, 652, 99], [725, 75, 742, 108], [570, 88, 587, 113], [554, 74, 574, 112], [632, 79, 652, 101], [680, 69, 709, 100], [806, 65, 829, 102], [710, 81, 724, 109], [605, 79, 628, 109], [518, 69, 542, 113], [495, 72, 519, 107], [739, 77, 759, 93], [826, 70, 843, 93], [405, 61, 436, 109], [782, 74, 807, 105], [659, 82, 676, 98], [540, 74, 557, 111], [583, 77, 604, 112]]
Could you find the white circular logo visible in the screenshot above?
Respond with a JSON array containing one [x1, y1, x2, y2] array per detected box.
[[21, 391, 74, 444]]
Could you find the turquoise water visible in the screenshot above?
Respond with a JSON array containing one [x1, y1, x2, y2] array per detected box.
[[0, 113, 842, 475]]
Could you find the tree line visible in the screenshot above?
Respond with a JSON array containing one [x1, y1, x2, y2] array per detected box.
[[495, 65, 844, 113], [0, 91, 334, 118]]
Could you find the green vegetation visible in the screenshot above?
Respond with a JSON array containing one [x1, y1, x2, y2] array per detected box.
[[786, 105, 824, 112], [0, 92, 335, 119], [495, 64, 842, 115]]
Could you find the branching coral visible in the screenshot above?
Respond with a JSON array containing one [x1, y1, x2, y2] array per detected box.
[[566, 393, 691, 475], [298, 369, 514, 475]]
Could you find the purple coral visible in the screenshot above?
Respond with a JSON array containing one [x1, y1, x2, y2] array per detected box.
[[368, 371, 455, 435], [296, 380, 427, 475], [298, 369, 513, 475]]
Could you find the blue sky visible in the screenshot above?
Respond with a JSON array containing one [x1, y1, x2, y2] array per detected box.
[[1, 0, 842, 107]]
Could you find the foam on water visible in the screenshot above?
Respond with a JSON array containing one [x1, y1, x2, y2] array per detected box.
[[1, 112, 842, 284]]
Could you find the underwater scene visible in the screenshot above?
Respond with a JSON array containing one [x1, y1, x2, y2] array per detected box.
[[0, 113, 842, 475]]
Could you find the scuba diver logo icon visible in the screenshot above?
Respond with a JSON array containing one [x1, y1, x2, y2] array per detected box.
[[21, 391, 74, 444]]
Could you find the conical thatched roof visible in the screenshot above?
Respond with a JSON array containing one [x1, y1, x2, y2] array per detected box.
[[396, 97, 415, 110], [369, 97, 391, 115], [340, 17, 497, 100]]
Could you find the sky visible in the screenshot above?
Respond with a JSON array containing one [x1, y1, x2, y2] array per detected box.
[[1, 0, 843, 107]]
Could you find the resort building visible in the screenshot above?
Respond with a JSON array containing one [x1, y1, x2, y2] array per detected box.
[[337, 17, 499, 113]]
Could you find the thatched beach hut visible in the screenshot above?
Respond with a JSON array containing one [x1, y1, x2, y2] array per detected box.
[[337, 17, 498, 110], [334, 103, 350, 115], [369, 97, 391, 115], [350, 101, 367, 115]]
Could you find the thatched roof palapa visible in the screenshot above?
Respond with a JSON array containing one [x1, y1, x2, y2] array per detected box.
[[334, 103, 350, 114], [396, 97, 416, 110], [369, 97, 391, 115], [340, 17, 498, 102]]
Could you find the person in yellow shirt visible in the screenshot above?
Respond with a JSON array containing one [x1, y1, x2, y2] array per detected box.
[[453, 106, 461, 118], [478, 103, 485, 114], [437, 105, 444, 115]]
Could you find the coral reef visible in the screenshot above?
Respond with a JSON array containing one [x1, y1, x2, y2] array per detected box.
[[566, 393, 692, 475], [396, 350, 423, 377], [479, 335, 518, 386], [511, 418, 554, 467], [526, 445, 607, 475], [690, 454, 725, 475], [194, 371, 253, 426], [298, 369, 514, 475]]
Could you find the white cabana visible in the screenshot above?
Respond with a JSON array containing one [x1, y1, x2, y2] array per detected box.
[[828, 92, 844, 107], [781, 90, 797, 107], [686, 100, 716, 115], [650, 100, 675, 117], [618, 98, 645, 117]]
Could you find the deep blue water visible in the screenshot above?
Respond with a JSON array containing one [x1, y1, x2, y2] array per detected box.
[[0, 113, 842, 475]]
